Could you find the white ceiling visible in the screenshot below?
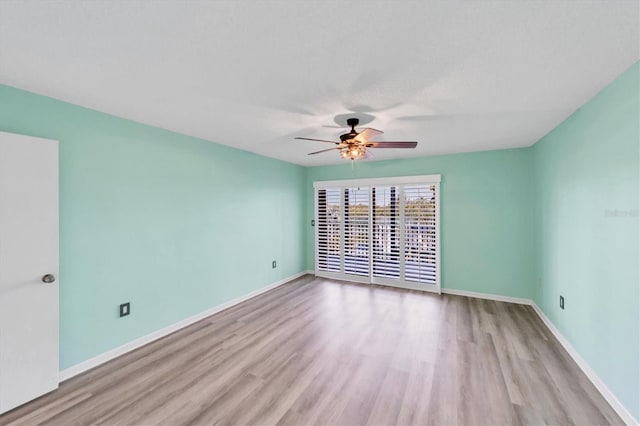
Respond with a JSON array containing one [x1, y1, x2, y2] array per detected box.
[[0, 1, 638, 166]]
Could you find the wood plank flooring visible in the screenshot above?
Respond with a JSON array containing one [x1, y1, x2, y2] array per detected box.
[[0, 275, 623, 425]]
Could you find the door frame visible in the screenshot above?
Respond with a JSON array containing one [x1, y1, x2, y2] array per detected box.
[[314, 174, 441, 293]]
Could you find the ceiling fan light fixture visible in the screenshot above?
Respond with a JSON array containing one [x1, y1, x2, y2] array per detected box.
[[296, 117, 418, 160], [340, 145, 366, 160]]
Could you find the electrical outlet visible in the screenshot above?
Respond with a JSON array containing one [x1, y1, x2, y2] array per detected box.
[[272, 260, 277, 269], [119, 302, 130, 317], [311, 219, 315, 227], [559, 296, 564, 310]]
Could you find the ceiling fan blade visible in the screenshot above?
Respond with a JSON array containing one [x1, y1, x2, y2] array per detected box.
[[367, 141, 418, 149], [295, 137, 340, 144], [396, 114, 443, 121], [354, 127, 383, 143], [308, 147, 341, 155]]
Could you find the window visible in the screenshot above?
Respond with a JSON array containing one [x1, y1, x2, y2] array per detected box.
[[344, 187, 369, 276], [314, 175, 441, 292], [372, 186, 400, 279], [404, 184, 438, 285], [316, 188, 341, 273]]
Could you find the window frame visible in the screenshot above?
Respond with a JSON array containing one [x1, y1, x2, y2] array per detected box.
[[313, 174, 441, 293]]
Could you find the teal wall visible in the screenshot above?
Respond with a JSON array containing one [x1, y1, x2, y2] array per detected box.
[[1, 62, 637, 419], [533, 62, 639, 420], [305, 148, 537, 299], [0, 85, 307, 370], [304, 63, 639, 418]]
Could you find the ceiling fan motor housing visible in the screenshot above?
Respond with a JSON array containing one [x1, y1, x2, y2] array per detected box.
[[341, 118, 360, 142], [340, 132, 358, 142], [346, 118, 359, 127]]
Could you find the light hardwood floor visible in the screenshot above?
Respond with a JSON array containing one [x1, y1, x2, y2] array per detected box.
[[0, 275, 622, 425]]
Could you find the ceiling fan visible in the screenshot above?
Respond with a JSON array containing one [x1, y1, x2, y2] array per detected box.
[[295, 118, 417, 160]]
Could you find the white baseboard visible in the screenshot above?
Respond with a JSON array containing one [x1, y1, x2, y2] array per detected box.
[[441, 287, 531, 305], [530, 303, 638, 426], [58, 271, 311, 382], [58, 275, 637, 425], [440, 287, 637, 425]]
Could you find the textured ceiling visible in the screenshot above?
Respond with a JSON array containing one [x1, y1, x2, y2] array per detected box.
[[0, 1, 638, 166]]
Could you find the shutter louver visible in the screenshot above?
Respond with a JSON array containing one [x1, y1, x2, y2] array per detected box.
[[317, 188, 341, 272], [404, 184, 437, 284], [344, 187, 369, 276], [315, 176, 439, 291], [372, 186, 401, 279]]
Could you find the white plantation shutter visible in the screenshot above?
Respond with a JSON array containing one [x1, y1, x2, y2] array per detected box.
[[315, 175, 440, 292], [372, 186, 401, 279], [317, 188, 341, 272], [404, 184, 438, 284], [343, 187, 369, 276]]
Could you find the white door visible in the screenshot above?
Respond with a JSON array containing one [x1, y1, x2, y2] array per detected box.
[[0, 131, 59, 414]]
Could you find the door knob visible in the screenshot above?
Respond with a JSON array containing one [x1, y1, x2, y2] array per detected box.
[[42, 274, 56, 284]]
